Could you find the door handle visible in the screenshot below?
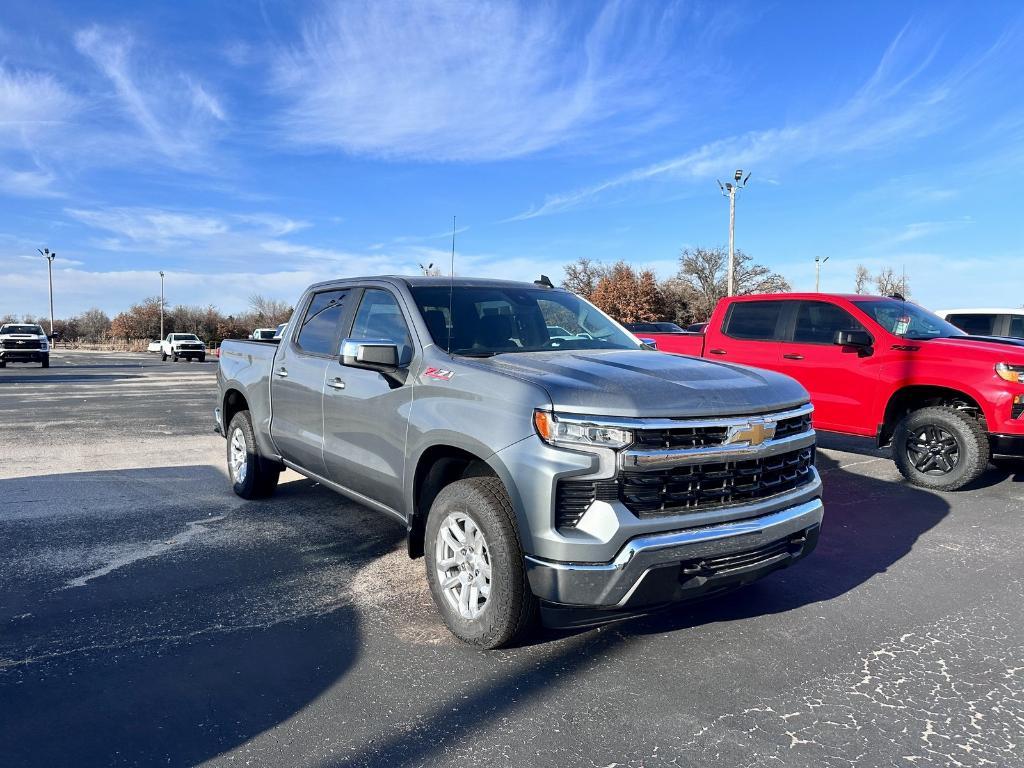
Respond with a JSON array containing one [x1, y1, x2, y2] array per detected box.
[[327, 377, 346, 390], [275, 367, 288, 378], [709, 348, 727, 355], [783, 353, 804, 360]]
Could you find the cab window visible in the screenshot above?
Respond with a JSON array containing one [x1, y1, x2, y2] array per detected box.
[[723, 301, 786, 341], [351, 289, 413, 362], [792, 301, 866, 345], [1010, 316, 1024, 339], [296, 289, 350, 355]]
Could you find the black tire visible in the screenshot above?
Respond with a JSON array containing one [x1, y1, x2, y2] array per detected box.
[[424, 476, 537, 649], [226, 410, 281, 499], [41, 355, 49, 368], [893, 405, 990, 491], [161, 352, 167, 362], [0, 361, 5, 368], [172, 351, 179, 362], [199, 354, 206, 363]]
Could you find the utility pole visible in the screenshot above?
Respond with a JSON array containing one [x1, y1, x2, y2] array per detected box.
[[38, 248, 56, 336], [718, 170, 750, 296], [815, 256, 829, 292], [159, 271, 165, 339]]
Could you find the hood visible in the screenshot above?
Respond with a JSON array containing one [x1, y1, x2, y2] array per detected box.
[[911, 336, 1024, 362], [476, 349, 809, 418]]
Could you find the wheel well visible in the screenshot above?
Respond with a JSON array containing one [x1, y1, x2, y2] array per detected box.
[[879, 386, 986, 446], [408, 446, 497, 559], [222, 389, 249, 432]]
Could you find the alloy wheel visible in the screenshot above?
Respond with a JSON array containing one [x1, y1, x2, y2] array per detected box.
[[434, 512, 492, 620], [905, 424, 960, 475], [229, 427, 248, 484]]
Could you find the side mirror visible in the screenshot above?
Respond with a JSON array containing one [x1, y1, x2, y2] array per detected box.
[[639, 337, 658, 350], [340, 338, 400, 371], [834, 329, 872, 348]]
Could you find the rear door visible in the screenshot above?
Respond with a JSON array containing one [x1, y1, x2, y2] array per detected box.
[[270, 288, 353, 476], [708, 299, 788, 370], [322, 287, 415, 514], [776, 299, 879, 434]]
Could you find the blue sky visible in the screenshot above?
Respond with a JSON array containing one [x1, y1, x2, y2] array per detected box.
[[1, 0, 1022, 317]]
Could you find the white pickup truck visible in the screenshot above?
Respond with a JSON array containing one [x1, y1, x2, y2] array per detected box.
[[160, 333, 207, 363], [0, 323, 50, 368]]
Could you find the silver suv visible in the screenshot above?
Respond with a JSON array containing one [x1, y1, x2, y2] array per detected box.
[[216, 277, 824, 647]]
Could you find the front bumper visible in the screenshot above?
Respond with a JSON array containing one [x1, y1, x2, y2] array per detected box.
[[526, 497, 823, 624], [990, 433, 1024, 458], [0, 349, 46, 361]]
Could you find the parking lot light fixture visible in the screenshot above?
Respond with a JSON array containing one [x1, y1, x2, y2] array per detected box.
[[815, 256, 829, 292], [718, 170, 751, 296], [38, 248, 56, 336], [159, 271, 165, 339]]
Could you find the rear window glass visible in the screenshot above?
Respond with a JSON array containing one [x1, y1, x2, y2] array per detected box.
[[724, 301, 786, 341], [945, 313, 997, 336], [296, 289, 349, 355]]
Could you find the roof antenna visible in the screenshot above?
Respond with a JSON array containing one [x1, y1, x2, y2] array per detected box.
[[447, 215, 456, 356]]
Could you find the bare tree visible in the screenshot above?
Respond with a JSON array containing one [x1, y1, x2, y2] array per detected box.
[[674, 247, 791, 322], [875, 267, 910, 297], [77, 308, 111, 342], [561, 258, 609, 299], [854, 265, 872, 294], [248, 294, 293, 325]]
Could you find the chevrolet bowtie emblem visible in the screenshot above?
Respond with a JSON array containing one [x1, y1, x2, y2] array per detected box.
[[725, 419, 776, 446]]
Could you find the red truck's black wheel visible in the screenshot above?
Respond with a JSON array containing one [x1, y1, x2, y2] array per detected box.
[[893, 406, 989, 491], [424, 477, 537, 649], [226, 410, 281, 499]]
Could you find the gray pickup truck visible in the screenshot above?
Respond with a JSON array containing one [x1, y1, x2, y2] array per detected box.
[[216, 276, 823, 647]]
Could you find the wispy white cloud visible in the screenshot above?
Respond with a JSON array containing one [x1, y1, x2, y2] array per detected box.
[[880, 217, 973, 247], [271, 0, 694, 161], [509, 23, 1009, 220], [0, 66, 80, 139], [0, 167, 64, 198], [74, 25, 227, 164]]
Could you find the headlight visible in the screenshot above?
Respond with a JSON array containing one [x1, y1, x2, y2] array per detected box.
[[533, 410, 633, 449], [995, 363, 1024, 383]]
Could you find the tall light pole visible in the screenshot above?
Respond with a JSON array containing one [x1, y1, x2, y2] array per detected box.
[[38, 248, 56, 336], [717, 170, 751, 296], [159, 271, 165, 339], [815, 256, 829, 292]]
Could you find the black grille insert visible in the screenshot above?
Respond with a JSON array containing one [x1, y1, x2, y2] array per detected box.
[[1013, 401, 1024, 420], [2, 339, 41, 350], [555, 480, 617, 529], [620, 447, 815, 518]]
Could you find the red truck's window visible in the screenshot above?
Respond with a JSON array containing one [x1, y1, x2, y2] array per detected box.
[[793, 301, 866, 345], [723, 301, 786, 341]]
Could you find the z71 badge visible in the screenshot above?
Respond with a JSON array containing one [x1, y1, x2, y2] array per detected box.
[[423, 367, 455, 381]]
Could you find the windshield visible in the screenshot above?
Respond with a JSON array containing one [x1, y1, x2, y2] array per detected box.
[[410, 285, 641, 356], [853, 300, 965, 340], [1, 324, 44, 335], [172, 334, 200, 341]]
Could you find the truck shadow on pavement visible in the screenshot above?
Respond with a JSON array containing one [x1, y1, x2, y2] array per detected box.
[[0, 465, 403, 768], [0, 453, 954, 768]]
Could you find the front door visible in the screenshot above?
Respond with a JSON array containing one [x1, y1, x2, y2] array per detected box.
[[776, 300, 879, 434], [322, 287, 415, 514], [270, 288, 352, 476]]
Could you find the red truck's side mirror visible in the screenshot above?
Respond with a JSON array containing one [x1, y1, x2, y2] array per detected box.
[[834, 330, 872, 348]]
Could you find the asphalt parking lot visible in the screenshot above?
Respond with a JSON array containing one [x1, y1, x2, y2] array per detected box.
[[1, 350, 1022, 768]]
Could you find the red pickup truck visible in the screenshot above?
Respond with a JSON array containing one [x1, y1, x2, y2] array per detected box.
[[645, 293, 1024, 490]]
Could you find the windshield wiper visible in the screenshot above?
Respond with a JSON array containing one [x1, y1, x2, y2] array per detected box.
[[456, 351, 498, 358]]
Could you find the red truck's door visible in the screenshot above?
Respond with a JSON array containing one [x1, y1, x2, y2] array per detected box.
[[776, 299, 879, 435], [707, 299, 788, 371]]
